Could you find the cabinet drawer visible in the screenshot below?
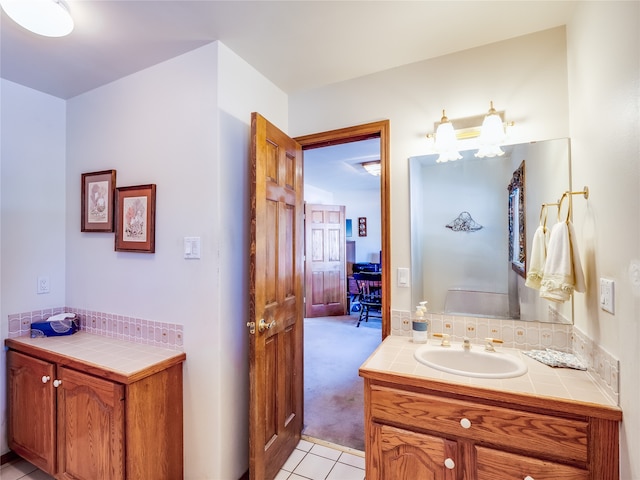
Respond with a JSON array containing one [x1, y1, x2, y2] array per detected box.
[[370, 385, 588, 463], [476, 446, 588, 479]]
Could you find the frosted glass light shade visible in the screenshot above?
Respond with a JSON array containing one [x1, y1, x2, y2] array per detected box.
[[1, 0, 74, 37], [475, 108, 506, 158], [434, 120, 461, 163]]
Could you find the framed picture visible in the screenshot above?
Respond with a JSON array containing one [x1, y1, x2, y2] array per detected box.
[[508, 161, 526, 278], [81, 170, 116, 232], [358, 217, 367, 237], [115, 184, 156, 253], [346, 219, 353, 237]]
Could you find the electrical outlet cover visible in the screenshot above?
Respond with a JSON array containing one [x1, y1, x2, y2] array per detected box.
[[600, 278, 615, 314]]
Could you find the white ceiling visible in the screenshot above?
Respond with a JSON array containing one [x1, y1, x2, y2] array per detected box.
[[0, 1, 577, 100]]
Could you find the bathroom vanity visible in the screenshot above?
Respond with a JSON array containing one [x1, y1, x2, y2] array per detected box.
[[6, 332, 186, 480], [359, 336, 622, 480]]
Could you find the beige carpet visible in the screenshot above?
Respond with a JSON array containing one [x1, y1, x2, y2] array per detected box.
[[303, 314, 381, 451]]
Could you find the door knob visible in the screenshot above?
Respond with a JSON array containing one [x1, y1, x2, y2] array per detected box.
[[258, 318, 276, 332]]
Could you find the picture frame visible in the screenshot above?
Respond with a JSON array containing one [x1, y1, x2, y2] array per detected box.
[[508, 161, 526, 278], [358, 217, 367, 237], [114, 184, 156, 253], [81, 170, 116, 232]]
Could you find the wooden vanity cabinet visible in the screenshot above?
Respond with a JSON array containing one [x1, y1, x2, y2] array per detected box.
[[361, 373, 621, 480], [7, 339, 185, 480]]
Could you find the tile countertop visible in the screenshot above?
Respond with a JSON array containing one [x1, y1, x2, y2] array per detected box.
[[5, 332, 186, 384], [360, 336, 620, 413]]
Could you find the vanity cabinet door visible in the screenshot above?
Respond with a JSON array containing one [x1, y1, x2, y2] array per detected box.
[[372, 423, 458, 480], [476, 446, 588, 480], [7, 350, 57, 475], [56, 366, 125, 480]]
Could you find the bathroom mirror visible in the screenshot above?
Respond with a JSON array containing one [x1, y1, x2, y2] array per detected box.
[[409, 138, 572, 324]]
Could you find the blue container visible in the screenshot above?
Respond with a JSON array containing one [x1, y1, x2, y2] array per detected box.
[[31, 314, 79, 338]]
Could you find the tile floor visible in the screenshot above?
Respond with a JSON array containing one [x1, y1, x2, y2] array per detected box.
[[0, 436, 365, 480]]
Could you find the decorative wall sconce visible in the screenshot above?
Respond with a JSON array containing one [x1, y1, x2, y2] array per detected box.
[[426, 102, 514, 161], [361, 160, 381, 176]]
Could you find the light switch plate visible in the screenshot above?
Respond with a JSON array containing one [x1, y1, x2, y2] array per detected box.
[[397, 267, 410, 287], [600, 278, 615, 314], [184, 237, 201, 259]]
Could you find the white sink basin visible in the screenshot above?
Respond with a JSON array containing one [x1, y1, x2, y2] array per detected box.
[[414, 344, 528, 379]]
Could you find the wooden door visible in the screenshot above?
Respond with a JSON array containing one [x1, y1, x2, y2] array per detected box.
[[57, 366, 125, 480], [7, 350, 57, 475], [249, 112, 304, 480], [304, 203, 347, 317]]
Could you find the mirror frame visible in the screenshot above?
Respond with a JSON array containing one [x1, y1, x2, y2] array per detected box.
[[508, 161, 526, 278]]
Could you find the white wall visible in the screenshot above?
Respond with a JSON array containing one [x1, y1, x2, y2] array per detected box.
[[65, 41, 287, 480], [333, 188, 381, 263], [565, 3, 640, 478], [289, 26, 570, 312], [0, 80, 67, 454]]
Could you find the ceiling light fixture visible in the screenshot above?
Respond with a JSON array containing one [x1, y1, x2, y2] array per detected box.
[[0, 0, 74, 37], [362, 160, 381, 176], [434, 110, 462, 163], [475, 101, 506, 158]]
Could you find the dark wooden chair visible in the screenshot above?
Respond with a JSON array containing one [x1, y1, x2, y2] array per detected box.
[[353, 272, 382, 327]]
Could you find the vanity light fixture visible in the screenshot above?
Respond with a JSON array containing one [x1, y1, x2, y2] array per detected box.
[[434, 110, 462, 163], [475, 101, 506, 158], [426, 103, 514, 161], [361, 160, 381, 176], [0, 0, 74, 37]]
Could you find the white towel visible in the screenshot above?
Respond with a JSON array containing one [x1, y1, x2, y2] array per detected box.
[[540, 221, 585, 302], [525, 225, 548, 290]]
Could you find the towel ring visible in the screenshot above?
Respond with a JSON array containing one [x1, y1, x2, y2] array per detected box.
[[558, 192, 572, 223], [540, 202, 560, 231], [557, 186, 589, 224], [539, 204, 548, 230]]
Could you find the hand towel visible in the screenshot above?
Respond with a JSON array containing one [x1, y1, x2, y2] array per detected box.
[[539, 221, 585, 302], [525, 225, 548, 290]]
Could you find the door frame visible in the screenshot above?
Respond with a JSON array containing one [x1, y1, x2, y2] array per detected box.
[[295, 120, 390, 338]]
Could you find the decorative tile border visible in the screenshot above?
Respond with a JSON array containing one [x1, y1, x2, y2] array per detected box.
[[571, 326, 619, 405], [7, 307, 184, 351], [391, 310, 572, 350], [390, 309, 619, 405]]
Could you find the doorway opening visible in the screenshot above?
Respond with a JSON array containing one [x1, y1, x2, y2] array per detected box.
[[295, 120, 390, 450]]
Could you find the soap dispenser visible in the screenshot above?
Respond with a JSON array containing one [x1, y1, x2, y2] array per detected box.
[[412, 302, 428, 344]]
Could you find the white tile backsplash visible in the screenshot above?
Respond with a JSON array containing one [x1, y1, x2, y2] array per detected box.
[[7, 307, 184, 351]]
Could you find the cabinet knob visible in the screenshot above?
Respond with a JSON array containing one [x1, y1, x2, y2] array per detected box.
[[444, 458, 455, 469], [41, 375, 51, 384], [524, 477, 535, 480], [460, 417, 472, 429], [53, 379, 62, 388]]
